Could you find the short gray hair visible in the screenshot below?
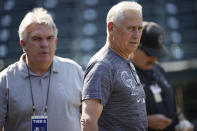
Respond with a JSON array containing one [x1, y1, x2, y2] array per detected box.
[[106, 1, 142, 26], [18, 8, 58, 41]]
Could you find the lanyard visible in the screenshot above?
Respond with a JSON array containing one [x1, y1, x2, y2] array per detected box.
[[27, 65, 52, 116], [127, 61, 140, 86]]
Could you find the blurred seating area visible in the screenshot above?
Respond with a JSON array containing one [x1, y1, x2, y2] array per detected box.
[[0, 0, 197, 125], [0, 0, 197, 67]]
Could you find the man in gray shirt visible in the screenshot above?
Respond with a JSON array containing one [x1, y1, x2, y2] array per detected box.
[[0, 8, 83, 131], [81, 1, 147, 131]]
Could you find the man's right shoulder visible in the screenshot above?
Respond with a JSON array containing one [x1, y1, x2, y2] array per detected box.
[[87, 53, 115, 70], [84, 59, 115, 81], [0, 62, 19, 77], [88, 58, 113, 70]]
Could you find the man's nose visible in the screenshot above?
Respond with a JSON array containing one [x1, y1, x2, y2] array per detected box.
[[132, 30, 141, 39], [41, 39, 49, 47]]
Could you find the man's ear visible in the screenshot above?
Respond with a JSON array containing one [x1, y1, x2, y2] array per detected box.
[[20, 40, 26, 52], [107, 22, 114, 35]]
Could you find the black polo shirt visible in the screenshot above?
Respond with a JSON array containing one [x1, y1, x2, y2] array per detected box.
[[135, 64, 178, 131]]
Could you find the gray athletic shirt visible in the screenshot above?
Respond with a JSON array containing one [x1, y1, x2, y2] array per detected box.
[[82, 45, 148, 131]]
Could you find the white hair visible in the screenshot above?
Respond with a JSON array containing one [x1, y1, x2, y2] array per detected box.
[[106, 1, 142, 26], [18, 8, 58, 41]]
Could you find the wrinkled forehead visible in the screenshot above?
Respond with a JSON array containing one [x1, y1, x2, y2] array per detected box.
[[26, 23, 55, 36], [123, 9, 142, 19], [119, 10, 143, 25]]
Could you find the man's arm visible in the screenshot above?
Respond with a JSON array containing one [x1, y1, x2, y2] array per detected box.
[[80, 99, 103, 131], [147, 114, 172, 130], [0, 127, 3, 131]]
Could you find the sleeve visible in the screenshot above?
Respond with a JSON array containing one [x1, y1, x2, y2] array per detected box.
[[0, 72, 8, 126], [78, 65, 84, 88], [75, 63, 84, 92], [82, 61, 114, 106], [74, 64, 84, 113]]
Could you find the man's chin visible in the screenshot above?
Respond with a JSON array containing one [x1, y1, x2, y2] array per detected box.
[[145, 64, 153, 70], [39, 58, 52, 64], [129, 48, 138, 54]]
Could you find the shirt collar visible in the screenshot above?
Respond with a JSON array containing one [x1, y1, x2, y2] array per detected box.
[[51, 56, 59, 73], [18, 54, 59, 78]]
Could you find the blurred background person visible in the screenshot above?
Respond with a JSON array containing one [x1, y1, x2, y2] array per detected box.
[[132, 21, 194, 131], [81, 1, 147, 131], [0, 8, 83, 131]]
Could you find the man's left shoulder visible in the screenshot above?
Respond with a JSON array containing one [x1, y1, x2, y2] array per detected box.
[[55, 56, 81, 67], [53, 56, 83, 74]]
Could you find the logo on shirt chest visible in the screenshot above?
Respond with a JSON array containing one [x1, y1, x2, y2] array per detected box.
[[121, 71, 145, 104], [121, 71, 136, 88]]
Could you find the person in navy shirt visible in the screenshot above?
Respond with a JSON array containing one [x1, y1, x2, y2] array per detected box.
[[132, 21, 194, 131]]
